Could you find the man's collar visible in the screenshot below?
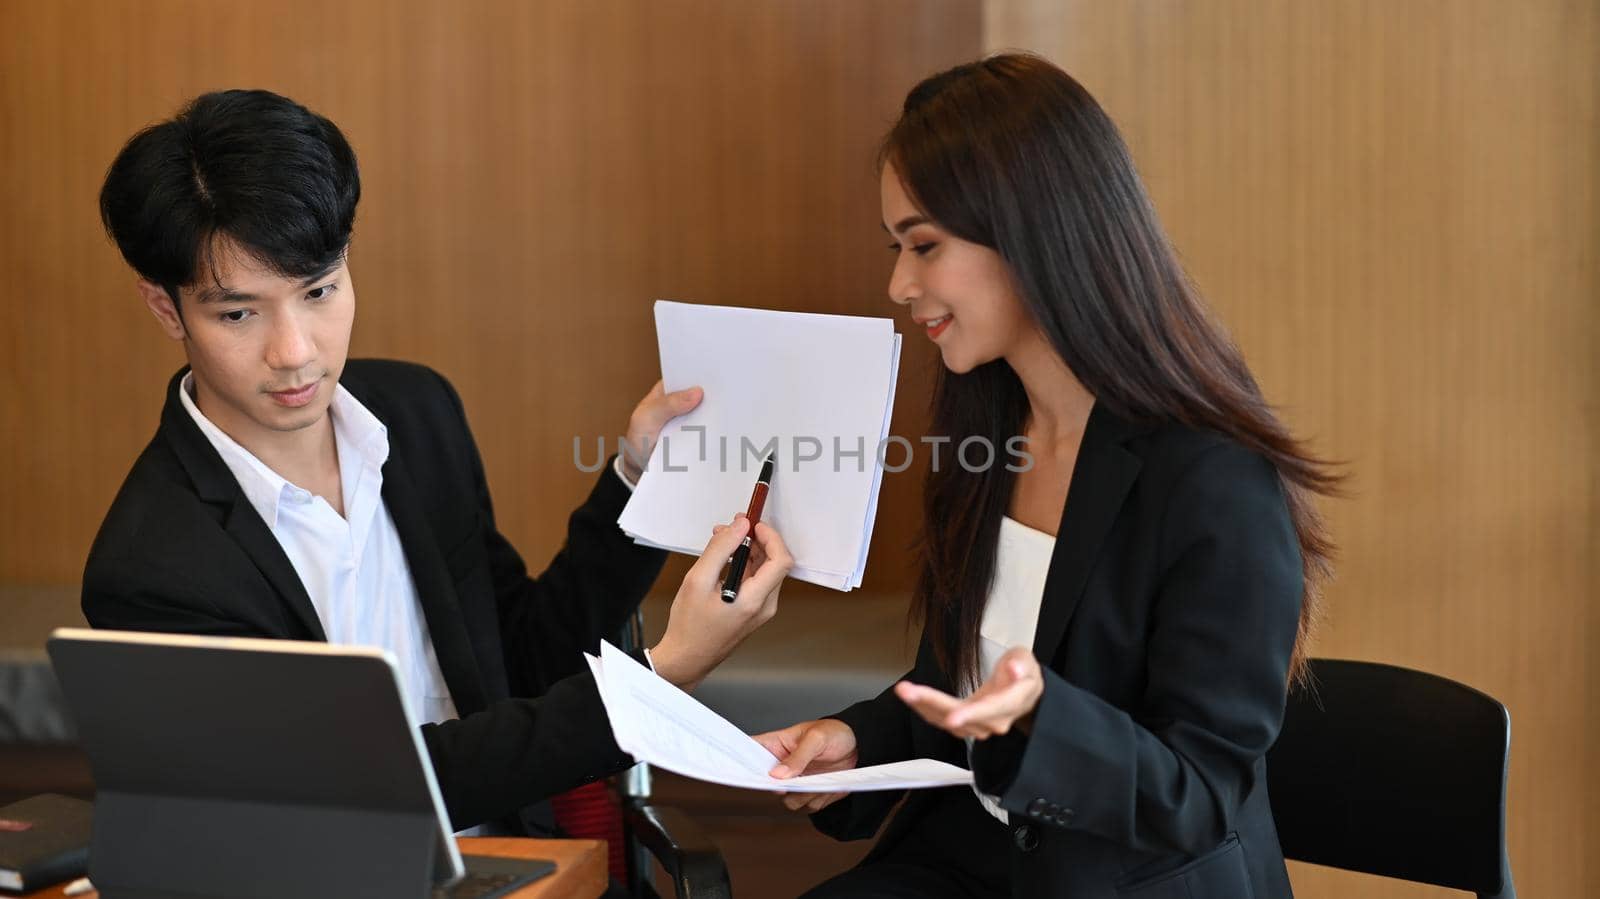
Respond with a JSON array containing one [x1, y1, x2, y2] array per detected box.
[[326, 375, 389, 472], [177, 371, 293, 527], [171, 369, 391, 528]]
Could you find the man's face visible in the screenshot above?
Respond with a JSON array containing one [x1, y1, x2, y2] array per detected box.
[[140, 237, 355, 449]]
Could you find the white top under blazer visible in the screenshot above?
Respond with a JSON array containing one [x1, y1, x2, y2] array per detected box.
[[964, 514, 1057, 824]]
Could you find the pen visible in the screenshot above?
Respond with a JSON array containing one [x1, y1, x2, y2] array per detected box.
[[721, 450, 776, 602]]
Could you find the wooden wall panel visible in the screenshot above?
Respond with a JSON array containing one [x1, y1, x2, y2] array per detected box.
[[9, 0, 1592, 892], [985, 2, 1598, 897], [0, 2, 979, 597]]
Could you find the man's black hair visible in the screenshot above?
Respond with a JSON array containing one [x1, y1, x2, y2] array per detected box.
[[99, 89, 360, 306]]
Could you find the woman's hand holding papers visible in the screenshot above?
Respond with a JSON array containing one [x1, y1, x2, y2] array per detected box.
[[619, 380, 704, 483], [756, 718, 859, 812], [650, 516, 792, 693]]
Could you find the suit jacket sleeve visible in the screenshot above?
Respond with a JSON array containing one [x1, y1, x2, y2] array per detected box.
[[805, 681, 913, 841], [970, 442, 1303, 856], [420, 669, 633, 829], [435, 370, 668, 697], [809, 630, 946, 841]]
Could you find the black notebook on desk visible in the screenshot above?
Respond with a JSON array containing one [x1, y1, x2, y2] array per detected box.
[[0, 793, 91, 893]]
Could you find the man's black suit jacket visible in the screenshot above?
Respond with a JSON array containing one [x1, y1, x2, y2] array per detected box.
[[82, 360, 667, 835], [814, 404, 1303, 899]]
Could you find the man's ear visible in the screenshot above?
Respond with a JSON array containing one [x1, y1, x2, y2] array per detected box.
[[137, 280, 187, 340]]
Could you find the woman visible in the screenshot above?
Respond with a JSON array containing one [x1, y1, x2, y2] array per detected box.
[[757, 54, 1338, 899]]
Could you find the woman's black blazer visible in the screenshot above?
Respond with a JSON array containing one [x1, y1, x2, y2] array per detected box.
[[814, 404, 1304, 899]]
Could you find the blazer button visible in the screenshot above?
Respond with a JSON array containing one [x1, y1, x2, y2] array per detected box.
[[1013, 824, 1039, 852]]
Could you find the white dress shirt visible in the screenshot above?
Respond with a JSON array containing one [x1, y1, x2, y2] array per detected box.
[[964, 514, 1057, 824], [179, 374, 460, 728], [182, 378, 645, 837]]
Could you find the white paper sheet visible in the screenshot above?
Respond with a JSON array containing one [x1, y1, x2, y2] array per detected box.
[[617, 301, 902, 590], [587, 641, 971, 793]]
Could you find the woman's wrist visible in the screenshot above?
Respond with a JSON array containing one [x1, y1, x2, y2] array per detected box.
[[647, 639, 706, 692]]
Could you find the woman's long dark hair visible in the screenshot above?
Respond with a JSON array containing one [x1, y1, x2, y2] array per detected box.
[[889, 54, 1340, 688]]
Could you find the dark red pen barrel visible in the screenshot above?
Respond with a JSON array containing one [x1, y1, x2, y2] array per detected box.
[[745, 482, 770, 526]]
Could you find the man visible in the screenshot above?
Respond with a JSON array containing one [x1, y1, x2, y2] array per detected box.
[[84, 88, 790, 836]]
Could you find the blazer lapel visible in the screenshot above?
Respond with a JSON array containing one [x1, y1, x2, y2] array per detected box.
[[220, 506, 327, 641], [380, 450, 490, 716], [1031, 403, 1145, 664], [159, 369, 328, 641]]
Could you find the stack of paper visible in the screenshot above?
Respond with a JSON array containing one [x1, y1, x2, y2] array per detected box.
[[586, 641, 972, 792], [618, 301, 903, 590]]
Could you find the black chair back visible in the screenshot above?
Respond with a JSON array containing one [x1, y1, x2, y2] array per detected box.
[[1266, 658, 1514, 899]]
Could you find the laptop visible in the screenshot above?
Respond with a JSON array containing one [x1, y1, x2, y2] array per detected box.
[[46, 628, 556, 899]]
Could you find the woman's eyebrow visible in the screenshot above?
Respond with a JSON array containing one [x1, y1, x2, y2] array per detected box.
[[882, 215, 930, 235]]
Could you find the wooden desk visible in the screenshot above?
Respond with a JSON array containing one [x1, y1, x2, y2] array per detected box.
[[458, 837, 607, 898], [26, 836, 608, 899]]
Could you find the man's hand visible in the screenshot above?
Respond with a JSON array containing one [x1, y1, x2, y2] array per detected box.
[[649, 516, 792, 692], [894, 647, 1043, 740], [755, 718, 858, 813], [620, 380, 703, 483]]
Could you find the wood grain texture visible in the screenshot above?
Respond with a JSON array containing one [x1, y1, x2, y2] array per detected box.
[[985, 2, 1598, 897], [456, 836, 607, 899], [9, 2, 1591, 893], [0, 1, 979, 598]]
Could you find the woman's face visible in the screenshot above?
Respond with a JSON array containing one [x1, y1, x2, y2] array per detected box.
[[881, 164, 1035, 374]]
